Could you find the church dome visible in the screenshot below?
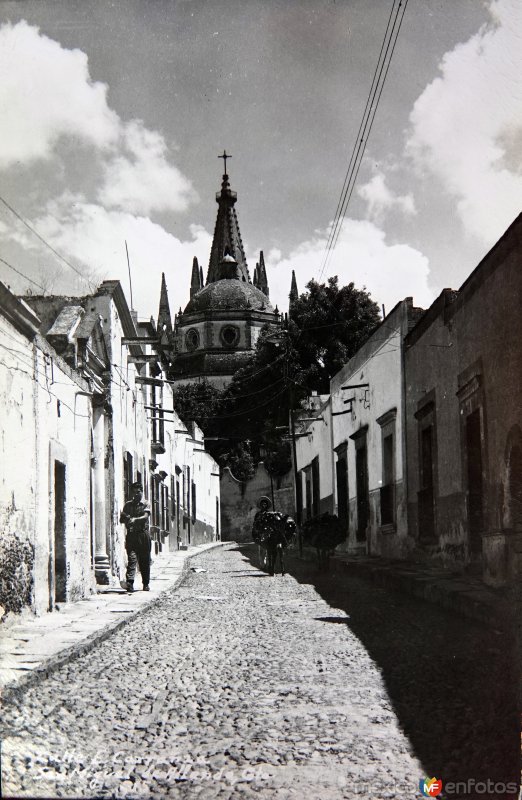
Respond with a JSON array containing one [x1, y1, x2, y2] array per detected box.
[[184, 279, 274, 313]]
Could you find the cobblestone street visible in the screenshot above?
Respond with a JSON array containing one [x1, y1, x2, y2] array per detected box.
[[1, 543, 518, 800]]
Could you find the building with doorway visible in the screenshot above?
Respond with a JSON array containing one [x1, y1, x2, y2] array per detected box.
[[293, 395, 334, 523], [329, 298, 422, 556], [0, 283, 100, 615], [293, 300, 424, 557], [169, 163, 281, 388], [275, 215, 522, 589], [404, 213, 522, 585], [0, 277, 220, 620]]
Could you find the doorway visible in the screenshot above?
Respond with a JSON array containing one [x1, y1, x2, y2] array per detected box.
[[419, 425, 436, 542], [355, 444, 369, 541], [336, 453, 348, 529], [54, 460, 67, 604], [509, 444, 522, 530], [466, 408, 484, 553]]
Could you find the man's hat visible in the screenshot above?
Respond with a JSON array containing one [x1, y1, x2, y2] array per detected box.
[[257, 496, 271, 509], [131, 481, 143, 490]]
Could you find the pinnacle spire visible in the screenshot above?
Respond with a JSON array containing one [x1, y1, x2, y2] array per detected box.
[[289, 270, 298, 311], [157, 273, 172, 335], [190, 257, 203, 297], [206, 164, 250, 284], [257, 250, 269, 297]]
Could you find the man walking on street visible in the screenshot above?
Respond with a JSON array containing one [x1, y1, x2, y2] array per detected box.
[[120, 481, 151, 593]]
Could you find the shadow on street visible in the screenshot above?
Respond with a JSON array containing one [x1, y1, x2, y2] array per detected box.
[[237, 542, 519, 796]]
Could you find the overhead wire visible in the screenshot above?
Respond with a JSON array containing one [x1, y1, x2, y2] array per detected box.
[[0, 355, 92, 418], [327, 0, 409, 262], [318, 0, 409, 281], [0, 193, 87, 283], [0, 255, 46, 292], [197, 382, 289, 420], [318, 0, 401, 280], [283, 0, 410, 380]]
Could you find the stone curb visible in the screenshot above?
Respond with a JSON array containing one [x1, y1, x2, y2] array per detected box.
[[1, 542, 225, 702], [334, 556, 513, 631]]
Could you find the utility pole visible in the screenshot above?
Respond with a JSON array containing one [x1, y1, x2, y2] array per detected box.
[[282, 330, 302, 556], [264, 325, 302, 554], [289, 387, 302, 556]]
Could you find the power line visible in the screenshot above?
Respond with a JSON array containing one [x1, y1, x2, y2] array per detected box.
[[318, 0, 400, 280], [319, 0, 405, 278], [198, 383, 289, 420], [0, 255, 46, 292], [318, 0, 409, 280], [0, 355, 92, 418], [0, 194, 86, 281], [222, 375, 286, 403], [328, 0, 409, 262]]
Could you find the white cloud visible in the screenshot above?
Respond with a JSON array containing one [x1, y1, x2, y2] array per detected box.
[[26, 194, 212, 317], [265, 218, 434, 314], [358, 172, 416, 221], [0, 21, 119, 166], [0, 21, 197, 215], [0, 20, 202, 308], [406, 0, 522, 244], [98, 120, 198, 215]]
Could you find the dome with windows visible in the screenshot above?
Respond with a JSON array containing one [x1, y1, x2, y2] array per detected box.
[[184, 279, 274, 314]]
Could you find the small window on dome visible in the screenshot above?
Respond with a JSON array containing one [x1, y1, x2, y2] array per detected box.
[[221, 325, 240, 348], [185, 328, 200, 351]]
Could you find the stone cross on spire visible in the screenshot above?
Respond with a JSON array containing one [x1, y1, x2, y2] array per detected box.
[[218, 150, 232, 175]]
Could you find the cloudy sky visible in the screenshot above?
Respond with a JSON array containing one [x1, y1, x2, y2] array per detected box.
[[0, 0, 520, 323]]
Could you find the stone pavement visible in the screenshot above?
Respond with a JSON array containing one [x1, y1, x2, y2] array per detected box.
[[0, 541, 223, 695], [1, 543, 425, 799], [1, 543, 517, 799]]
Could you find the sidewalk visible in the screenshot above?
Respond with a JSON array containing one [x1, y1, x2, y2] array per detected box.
[[292, 543, 515, 630], [331, 552, 514, 631], [0, 541, 223, 696]]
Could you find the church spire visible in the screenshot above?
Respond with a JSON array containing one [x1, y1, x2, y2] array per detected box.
[[190, 257, 202, 298], [257, 250, 269, 297], [157, 273, 172, 335], [289, 270, 298, 313], [206, 154, 250, 284]]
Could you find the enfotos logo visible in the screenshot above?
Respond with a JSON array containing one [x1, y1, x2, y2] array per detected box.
[[419, 777, 443, 797]]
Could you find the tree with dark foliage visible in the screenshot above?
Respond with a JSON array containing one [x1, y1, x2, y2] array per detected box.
[[289, 276, 381, 393], [171, 381, 223, 434]]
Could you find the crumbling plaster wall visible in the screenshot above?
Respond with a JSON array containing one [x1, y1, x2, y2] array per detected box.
[[0, 316, 94, 616]]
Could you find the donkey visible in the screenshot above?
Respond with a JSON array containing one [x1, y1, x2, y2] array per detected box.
[[262, 514, 296, 576], [302, 513, 345, 572]]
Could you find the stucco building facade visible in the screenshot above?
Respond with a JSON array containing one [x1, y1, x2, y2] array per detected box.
[[292, 214, 522, 588], [405, 213, 522, 585], [294, 299, 423, 558], [0, 277, 220, 620], [0, 284, 100, 615]]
